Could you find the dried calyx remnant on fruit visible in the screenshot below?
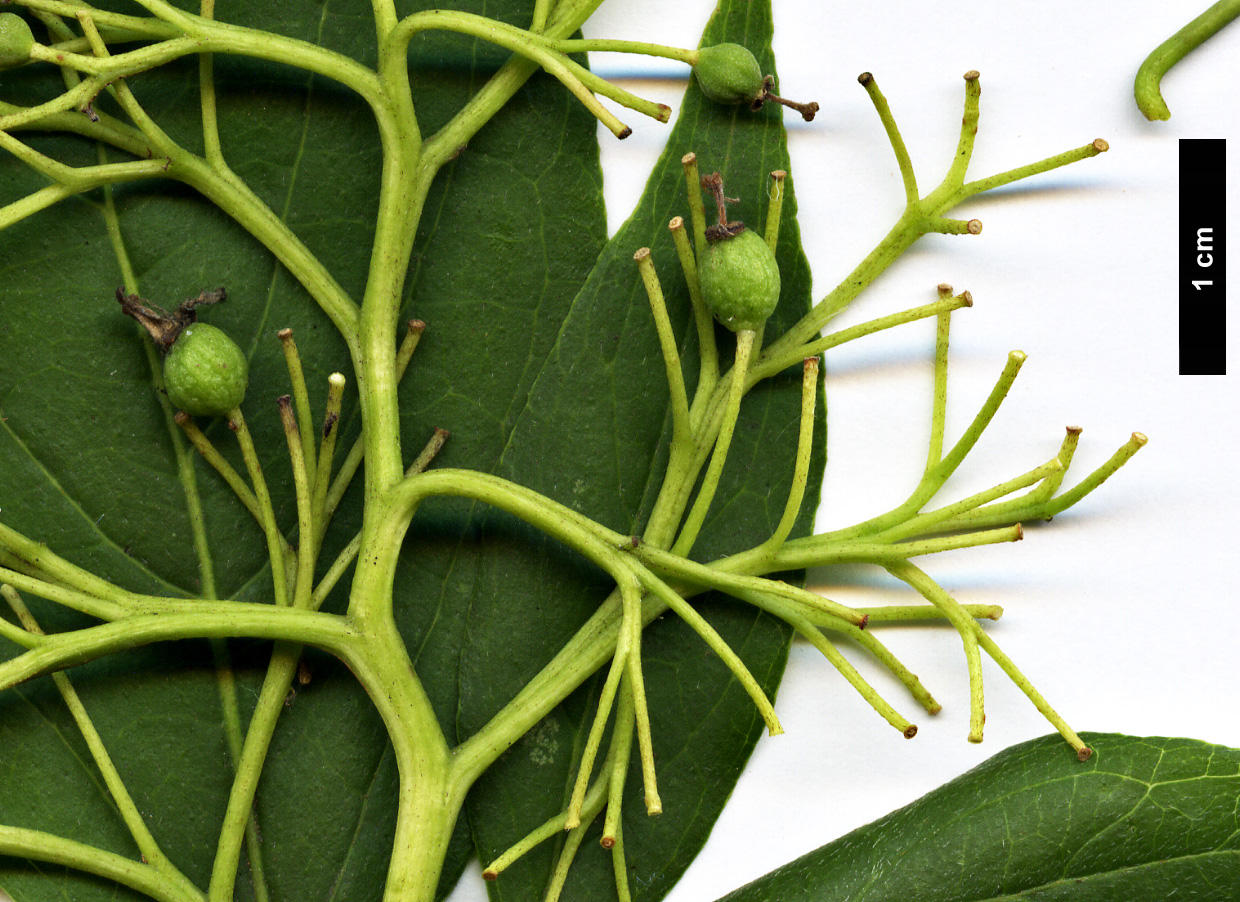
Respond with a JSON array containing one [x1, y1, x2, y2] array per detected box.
[[693, 42, 819, 121], [117, 287, 249, 417], [697, 172, 782, 332]]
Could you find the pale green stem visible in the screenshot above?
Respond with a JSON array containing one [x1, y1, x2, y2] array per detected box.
[[603, 681, 639, 844], [1014, 432, 1147, 518], [925, 302, 954, 470], [879, 458, 1063, 543], [14, 0, 175, 37], [769, 525, 1024, 571], [635, 246, 691, 447], [761, 75, 1106, 361], [311, 532, 361, 608], [637, 572, 782, 736], [946, 140, 1109, 206], [682, 152, 708, 256], [1135, 0, 1240, 120], [819, 617, 941, 714], [564, 575, 639, 829], [671, 328, 756, 557], [530, 0, 553, 32], [887, 562, 986, 742], [0, 183, 77, 230], [228, 410, 291, 606], [9, 6, 372, 338], [0, 563, 130, 622], [944, 72, 981, 185], [207, 645, 300, 902], [937, 431, 1146, 533], [198, 0, 224, 167], [805, 350, 1026, 544], [387, 9, 655, 136], [393, 318, 426, 375], [751, 357, 819, 560], [856, 603, 1004, 623], [313, 373, 348, 541], [0, 607, 358, 692], [1028, 427, 1081, 504], [973, 626, 1092, 760], [1, 587, 198, 895], [669, 215, 717, 394], [370, 0, 398, 43], [340, 37, 450, 894], [0, 826, 204, 902], [417, 0, 606, 173], [764, 169, 786, 251], [207, 397, 319, 902], [128, 0, 386, 105], [280, 397, 319, 610], [11, 52, 360, 342], [389, 470, 779, 752], [623, 592, 659, 815], [175, 413, 262, 522], [404, 10, 676, 126], [858, 72, 918, 204], [322, 322, 422, 529], [611, 824, 632, 902], [0, 601, 42, 648], [312, 429, 449, 611], [0, 131, 170, 195], [544, 818, 591, 902], [100, 158, 272, 900], [932, 216, 984, 236], [347, 614, 455, 902], [545, 36, 697, 64], [481, 760, 611, 880], [408, 427, 450, 475], [784, 608, 917, 738], [756, 292, 971, 383], [28, 8, 82, 91], [632, 540, 865, 628], [278, 331, 319, 482]]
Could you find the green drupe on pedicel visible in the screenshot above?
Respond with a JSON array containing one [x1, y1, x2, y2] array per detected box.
[[0, 13, 35, 69], [699, 229, 781, 332], [164, 323, 249, 417], [693, 43, 765, 106]]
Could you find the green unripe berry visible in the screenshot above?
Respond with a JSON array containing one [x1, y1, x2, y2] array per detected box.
[[163, 323, 249, 417], [693, 43, 765, 106], [699, 230, 781, 332], [0, 13, 35, 69]]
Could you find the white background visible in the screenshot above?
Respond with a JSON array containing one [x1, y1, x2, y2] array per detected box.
[[453, 1, 1240, 900]]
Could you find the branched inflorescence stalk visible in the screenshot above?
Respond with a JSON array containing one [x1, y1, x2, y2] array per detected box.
[[0, 5, 1143, 902]]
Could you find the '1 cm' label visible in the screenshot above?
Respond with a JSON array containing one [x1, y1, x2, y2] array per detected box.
[[1180, 139, 1226, 375]]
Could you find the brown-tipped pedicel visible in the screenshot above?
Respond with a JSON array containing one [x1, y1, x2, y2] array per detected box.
[[752, 75, 819, 121]]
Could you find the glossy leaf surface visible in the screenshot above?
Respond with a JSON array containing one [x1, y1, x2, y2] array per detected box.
[[717, 733, 1240, 902]]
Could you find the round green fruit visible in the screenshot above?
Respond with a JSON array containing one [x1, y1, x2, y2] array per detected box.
[[699, 230, 781, 332], [164, 323, 249, 417], [693, 43, 765, 106], [0, 13, 35, 69]]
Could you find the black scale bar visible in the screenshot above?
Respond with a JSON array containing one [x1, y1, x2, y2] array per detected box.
[[1179, 138, 1226, 375]]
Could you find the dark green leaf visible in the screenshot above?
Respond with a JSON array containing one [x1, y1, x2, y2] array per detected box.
[[2, 1, 605, 900], [716, 733, 1240, 902]]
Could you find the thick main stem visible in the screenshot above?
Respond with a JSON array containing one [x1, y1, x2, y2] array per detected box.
[[341, 27, 453, 902]]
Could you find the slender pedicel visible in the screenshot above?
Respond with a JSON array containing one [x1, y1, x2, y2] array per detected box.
[[1135, 0, 1240, 120]]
